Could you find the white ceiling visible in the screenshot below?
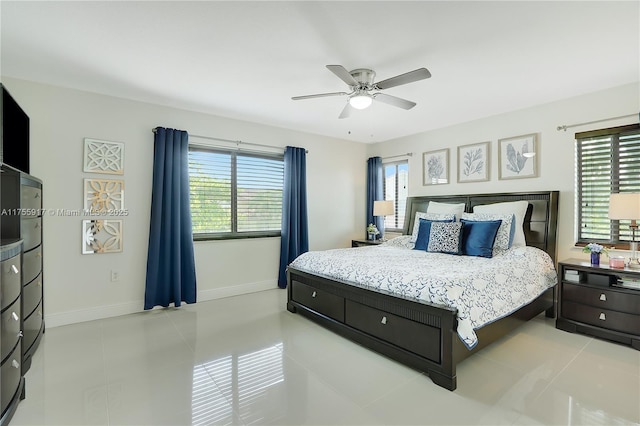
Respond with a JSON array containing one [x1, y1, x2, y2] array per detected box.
[[1, 1, 638, 143]]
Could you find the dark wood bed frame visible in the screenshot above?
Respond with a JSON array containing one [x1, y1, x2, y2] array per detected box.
[[286, 191, 559, 391]]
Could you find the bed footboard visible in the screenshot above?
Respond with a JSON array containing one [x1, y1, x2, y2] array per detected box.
[[287, 267, 460, 390]]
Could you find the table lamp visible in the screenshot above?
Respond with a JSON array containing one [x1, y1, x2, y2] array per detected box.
[[608, 193, 640, 269], [373, 200, 394, 241]]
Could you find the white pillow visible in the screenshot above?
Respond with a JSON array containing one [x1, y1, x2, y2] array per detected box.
[[474, 200, 529, 247], [461, 212, 515, 255], [410, 212, 456, 242], [426, 201, 466, 222]]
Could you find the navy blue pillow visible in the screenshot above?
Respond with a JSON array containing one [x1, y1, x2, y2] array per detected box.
[[461, 219, 502, 258], [413, 217, 454, 250]]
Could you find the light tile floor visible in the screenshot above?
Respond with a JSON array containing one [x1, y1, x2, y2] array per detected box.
[[10, 289, 640, 425]]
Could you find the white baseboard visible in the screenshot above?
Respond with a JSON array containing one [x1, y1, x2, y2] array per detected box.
[[44, 280, 277, 328]]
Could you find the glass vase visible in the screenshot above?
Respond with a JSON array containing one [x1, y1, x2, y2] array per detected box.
[[590, 252, 600, 265]]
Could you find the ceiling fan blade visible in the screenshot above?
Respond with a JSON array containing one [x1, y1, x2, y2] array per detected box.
[[326, 65, 359, 87], [375, 68, 431, 90], [292, 91, 348, 100], [374, 93, 416, 110], [338, 103, 353, 119]]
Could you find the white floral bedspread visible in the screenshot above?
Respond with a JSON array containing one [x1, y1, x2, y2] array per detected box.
[[289, 236, 557, 349]]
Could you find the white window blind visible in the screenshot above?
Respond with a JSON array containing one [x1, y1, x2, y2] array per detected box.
[[383, 160, 409, 231], [188, 147, 284, 239], [576, 124, 640, 245]]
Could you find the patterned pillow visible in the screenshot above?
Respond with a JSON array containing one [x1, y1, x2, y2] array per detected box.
[[410, 212, 455, 242], [427, 222, 463, 254], [461, 212, 515, 255], [381, 235, 414, 249]]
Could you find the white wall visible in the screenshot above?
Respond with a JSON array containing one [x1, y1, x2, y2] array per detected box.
[[368, 83, 640, 264], [2, 77, 367, 327]]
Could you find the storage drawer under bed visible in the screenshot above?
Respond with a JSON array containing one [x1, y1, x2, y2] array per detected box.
[[291, 280, 345, 322], [345, 299, 441, 363]]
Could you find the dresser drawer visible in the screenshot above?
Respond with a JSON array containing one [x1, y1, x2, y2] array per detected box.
[[23, 272, 43, 317], [21, 184, 42, 212], [0, 342, 22, 415], [23, 301, 43, 352], [21, 217, 42, 251], [0, 253, 22, 310], [22, 245, 42, 285], [0, 300, 21, 362], [562, 300, 640, 335], [345, 300, 440, 363], [291, 281, 344, 322], [563, 283, 640, 315]]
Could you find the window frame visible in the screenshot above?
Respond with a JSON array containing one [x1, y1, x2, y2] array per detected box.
[[188, 145, 284, 241], [382, 159, 409, 233], [575, 123, 640, 249]]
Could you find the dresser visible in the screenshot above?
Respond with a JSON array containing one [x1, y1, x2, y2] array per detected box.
[[20, 174, 44, 372], [0, 240, 25, 425], [556, 259, 640, 350]]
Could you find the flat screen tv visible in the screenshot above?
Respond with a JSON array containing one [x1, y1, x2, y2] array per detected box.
[[1, 83, 30, 173]]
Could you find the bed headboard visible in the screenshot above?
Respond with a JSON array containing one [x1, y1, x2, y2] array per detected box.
[[403, 191, 559, 262]]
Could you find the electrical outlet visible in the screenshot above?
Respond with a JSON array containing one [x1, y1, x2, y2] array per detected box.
[[111, 270, 120, 282]]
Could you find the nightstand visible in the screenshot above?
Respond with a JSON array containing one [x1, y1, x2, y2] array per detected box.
[[556, 259, 640, 350], [351, 239, 382, 247]]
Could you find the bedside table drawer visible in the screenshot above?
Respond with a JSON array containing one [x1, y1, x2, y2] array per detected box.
[[562, 283, 640, 315], [562, 300, 640, 335]]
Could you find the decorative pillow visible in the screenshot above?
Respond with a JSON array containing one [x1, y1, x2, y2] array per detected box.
[[413, 218, 443, 250], [381, 235, 414, 249], [427, 222, 463, 254], [461, 219, 502, 258], [410, 212, 455, 242], [461, 212, 515, 254], [427, 201, 466, 222], [474, 200, 529, 247]]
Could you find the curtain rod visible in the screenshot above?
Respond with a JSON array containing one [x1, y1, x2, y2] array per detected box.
[[556, 113, 639, 132], [373, 153, 413, 162], [151, 128, 308, 153]]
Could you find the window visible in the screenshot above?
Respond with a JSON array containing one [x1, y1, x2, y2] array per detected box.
[[576, 124, 640, 247], [188, 147, 284, 239], [382, 160, 409, 231]]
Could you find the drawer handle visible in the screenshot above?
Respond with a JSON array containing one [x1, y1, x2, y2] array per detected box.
[[11, 264, 19, 274], [311, 291, 317, 298], [599, 313, 606, 321], [599, 294, 607, 302], [11, 359, 20, 369], [381, 316, 387, 325], [11, 312, 19, 321]]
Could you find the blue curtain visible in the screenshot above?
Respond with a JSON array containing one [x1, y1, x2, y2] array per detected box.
[[278, 146, 309, 288], [144, 127, 197, 310], [367, 156, 384, 238]]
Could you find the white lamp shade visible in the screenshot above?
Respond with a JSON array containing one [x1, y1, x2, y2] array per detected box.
[[373, 200, 394, 216], [608, 193, 640, 219], [349, 94, 373, 110]]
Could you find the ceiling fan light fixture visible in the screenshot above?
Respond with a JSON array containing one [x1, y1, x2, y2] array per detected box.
[[349, 94, 373, 110]]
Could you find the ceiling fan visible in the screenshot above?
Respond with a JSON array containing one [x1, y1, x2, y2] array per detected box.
[[292, 64, 431, 119]]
